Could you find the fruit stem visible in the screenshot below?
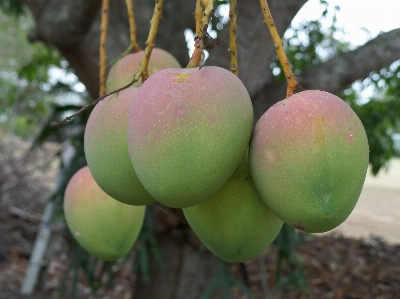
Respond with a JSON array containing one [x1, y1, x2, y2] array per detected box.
[[186, 0, 214, 68], [99, 0, 109, 97], [139, 0, 164, 82], [125, 0, 142, 52], [259, 0, 298, 98], [229, 0, 239, 76], [51, 0, 165, 128]]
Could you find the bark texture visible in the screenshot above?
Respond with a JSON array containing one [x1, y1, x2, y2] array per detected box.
[[134, 235, 223, 299]]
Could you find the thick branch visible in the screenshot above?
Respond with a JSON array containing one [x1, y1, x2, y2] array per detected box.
[[300, 28, 400, 92], [253, 28, 400, 121], [23, 0, 101, 47]]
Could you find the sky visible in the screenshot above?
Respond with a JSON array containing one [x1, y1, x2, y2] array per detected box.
[[292, 0, 400, 46]]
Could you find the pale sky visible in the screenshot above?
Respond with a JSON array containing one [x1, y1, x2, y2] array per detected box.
[[293, 0, 400, 46]]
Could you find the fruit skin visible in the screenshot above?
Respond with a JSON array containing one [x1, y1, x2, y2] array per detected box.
[[106, 48, 181, 93], [84, 87, 155, 205], [183, 151, 283, 263], [63, 166, 145, 261], [127, 66, 254, 208], [250, 90, 369, 233]]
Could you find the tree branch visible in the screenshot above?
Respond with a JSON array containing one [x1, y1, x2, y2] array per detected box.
[[23, 0, 101, 47], [206, 0, 307, 96], [253, 28, 400, 121], [301, 28, 400, 92]]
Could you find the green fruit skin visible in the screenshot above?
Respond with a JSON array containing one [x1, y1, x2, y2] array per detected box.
[[84, 87, 155, 205], [63, 166, 145, 261], [183, 152, 283, 263], [127, 66, 254, 208], [250, 90, 369, 233], [106, 48, 181, 93]]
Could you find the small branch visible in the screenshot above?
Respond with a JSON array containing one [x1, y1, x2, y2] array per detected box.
[[99, 0, 109, 96], [50, 77, 139, 128], [187, 0, 215, 68], [50, 0, 165, 128], [259, 0, 298, 98], [139, 0, 164, 82], [194, 0, 203, 35], [229, 0, 239, 76], [109, 44, 133, 66], [125, 0, 141, 52]]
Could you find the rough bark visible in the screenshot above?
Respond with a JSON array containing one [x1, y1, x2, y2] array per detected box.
[[134, 234, 223, 299]]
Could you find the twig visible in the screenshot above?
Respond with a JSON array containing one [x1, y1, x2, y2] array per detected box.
[[187, 0, 215, 68], [125, 0, 141, 52], [9, 206, 42, 224], [140, 0, 164, 82], [50, 77, 138, 128], [259, 0, 298, 98], [50, 0, 165, 128], [99, 0, 109, 96], [229, 0, 239, 76], [108, 44, 133, 66]]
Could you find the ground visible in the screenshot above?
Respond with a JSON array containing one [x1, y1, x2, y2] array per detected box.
[[1, 234, 399, 299], [0, 136, 399, 298]]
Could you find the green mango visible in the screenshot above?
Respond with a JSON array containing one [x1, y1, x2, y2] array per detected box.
[[63, 166, 145, 261], [183, 152, 283, 263], [84, 87, 155, 205], [250, 90, 369, 233], [127, 66, 254, 208], [106, 48, 181, 93]]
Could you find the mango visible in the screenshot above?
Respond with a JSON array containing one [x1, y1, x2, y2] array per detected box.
[[84, 87, 155, 205], [250, 90, 369, 233], [183, 152, 283, 263], [127, 66, 254, 208], [63, 166, 145, 261], [106, 48, 181, 93]]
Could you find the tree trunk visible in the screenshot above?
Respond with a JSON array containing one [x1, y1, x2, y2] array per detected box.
[[133, 205, 225, 298], [134, 234, 223, 299]]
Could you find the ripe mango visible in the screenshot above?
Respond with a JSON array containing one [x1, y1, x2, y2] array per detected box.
[[127, 66, 254, 208], [63, 166, 145, 261], [250, 90, 369, 233], [106, 48, 181, 93], [84, 87, 155, 205], [183, 152, 283, 263]]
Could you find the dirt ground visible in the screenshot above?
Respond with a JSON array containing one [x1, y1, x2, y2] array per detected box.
[[1, 138, 399, 298]]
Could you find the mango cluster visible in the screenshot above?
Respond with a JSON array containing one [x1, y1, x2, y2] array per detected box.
[[64, 48, 369, 263]]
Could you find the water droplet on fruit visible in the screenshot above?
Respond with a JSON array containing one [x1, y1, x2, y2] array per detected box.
[[348, 133, 354, 141]]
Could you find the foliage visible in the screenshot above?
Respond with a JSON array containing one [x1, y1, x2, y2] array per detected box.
[[0, 0, 26, 19], [341, 60, 400, 174], [200, 260, 253, 299], [272, 3, 350, 83], [0, 46, 73, 138], [0, 10, 84, 139], [273, 225, 309, 294]]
